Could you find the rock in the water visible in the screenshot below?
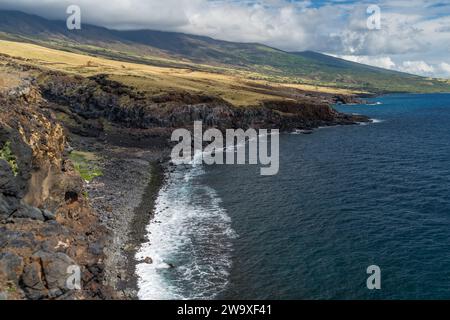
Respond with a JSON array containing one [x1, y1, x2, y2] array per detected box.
[[143, 257, 153, 264]]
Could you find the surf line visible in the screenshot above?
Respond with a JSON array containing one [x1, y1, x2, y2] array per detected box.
[[170, 121, 280, 176]]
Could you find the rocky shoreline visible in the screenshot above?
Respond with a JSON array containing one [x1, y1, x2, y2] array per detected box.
[[75, 137, 168, 299], [0, 60, 370, 299]]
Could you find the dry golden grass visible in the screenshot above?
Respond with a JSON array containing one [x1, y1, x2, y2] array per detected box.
[[0, 40, 361, 105], [277, 82, 362, 95], [0, 69, 22, 91]]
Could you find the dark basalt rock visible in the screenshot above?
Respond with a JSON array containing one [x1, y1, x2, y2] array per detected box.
[[33, 251, 76, 291], [0, 194, 20, 218], [21, 262, 46, 292], [21, 251, 78, 299], [38, 72, 370, 137], [333, 94, 365, 105], [143, 257, 153, 264], [0, 252, 24, 285], [13, 204, 45, 221], [42, 210, 56, 221], [0, 160, 19, 197]]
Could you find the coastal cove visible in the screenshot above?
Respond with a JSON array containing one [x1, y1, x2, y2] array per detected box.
[[135, 93, 450, 300]]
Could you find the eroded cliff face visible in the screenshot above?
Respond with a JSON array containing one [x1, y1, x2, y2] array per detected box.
[[0, 78, 114, 300], [37, 72, 369, 138]]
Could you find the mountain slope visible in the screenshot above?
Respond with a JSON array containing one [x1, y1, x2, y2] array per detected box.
[[0, 10, 449, 94]]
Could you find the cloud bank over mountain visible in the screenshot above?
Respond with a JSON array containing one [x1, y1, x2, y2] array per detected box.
[[0, 0, 449, 78]]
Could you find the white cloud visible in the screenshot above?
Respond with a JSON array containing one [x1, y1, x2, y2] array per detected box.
[[334, 55, 450, 78], [0, 0, 449, 78], [337, 55, 396, 69], [439, 62, 450, 74], [0, 0, 439, 53], [399, 60, 435, 76]]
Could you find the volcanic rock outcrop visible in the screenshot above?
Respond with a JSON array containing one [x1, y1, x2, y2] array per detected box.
[[0, 77, 114, 300]]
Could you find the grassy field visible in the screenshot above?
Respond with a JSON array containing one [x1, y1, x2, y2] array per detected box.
[[0, 40, 363, 106], [0, 69, 22, 91]]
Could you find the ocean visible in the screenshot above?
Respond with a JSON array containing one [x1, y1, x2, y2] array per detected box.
[[136, 93, 450, 300]]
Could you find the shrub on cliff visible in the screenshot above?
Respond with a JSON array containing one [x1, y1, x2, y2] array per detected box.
[[0, 141, 18, 176]]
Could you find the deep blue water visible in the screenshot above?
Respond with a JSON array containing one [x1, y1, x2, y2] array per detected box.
[[203, 94, 450, 299], [136, 94, 450, 300]]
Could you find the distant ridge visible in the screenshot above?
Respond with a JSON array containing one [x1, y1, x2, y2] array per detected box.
[[0, 10, 449, 93]]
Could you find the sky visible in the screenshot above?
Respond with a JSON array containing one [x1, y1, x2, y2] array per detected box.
[[0, 0, 449, 78]]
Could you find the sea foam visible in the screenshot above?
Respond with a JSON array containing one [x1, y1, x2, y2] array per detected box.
[[135, 159, 236, 300]]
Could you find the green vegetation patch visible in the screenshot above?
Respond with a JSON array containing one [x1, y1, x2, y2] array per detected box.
[[0, 141, 18, 176], [69, 150, 103, 182]]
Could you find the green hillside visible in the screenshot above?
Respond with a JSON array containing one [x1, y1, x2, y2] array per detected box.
[[0, 10, 449, 94]]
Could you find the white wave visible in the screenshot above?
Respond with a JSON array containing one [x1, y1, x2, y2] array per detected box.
[[291, 129, 313, 134], [135, 162, 237, 300], [357, 118, 385, 126]]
